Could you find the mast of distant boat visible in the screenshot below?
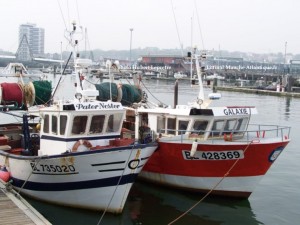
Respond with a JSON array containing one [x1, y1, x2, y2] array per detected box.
[[193, 48, 205, 102]]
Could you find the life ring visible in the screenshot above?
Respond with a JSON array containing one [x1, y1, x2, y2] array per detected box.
[[72, 139, 93, 152], [223, 133, 233, 141]]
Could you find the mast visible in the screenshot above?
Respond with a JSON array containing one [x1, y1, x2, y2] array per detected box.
[[193, 48, 205, 102], [190, 16, 193, 85]]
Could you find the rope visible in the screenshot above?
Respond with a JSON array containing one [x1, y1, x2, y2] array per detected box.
[[140, 79, 167, 107], [168, 139, 255, 225], [16, 157, 44, 197], [75, 0, 81, 26], [194, 0, 205, 50], [51, 52, 73, 101], [96, 144, 137, 225], [170, 0, 183, 57], [57, 0, 68, 30]]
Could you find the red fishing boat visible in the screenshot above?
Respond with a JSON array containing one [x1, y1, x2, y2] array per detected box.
[[125, 48, 291, 198]]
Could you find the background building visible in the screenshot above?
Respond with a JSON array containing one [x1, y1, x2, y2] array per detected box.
[[17, 23, 44, 61]]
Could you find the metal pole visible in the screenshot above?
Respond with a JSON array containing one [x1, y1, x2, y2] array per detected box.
[[129, 28, 133, 67]]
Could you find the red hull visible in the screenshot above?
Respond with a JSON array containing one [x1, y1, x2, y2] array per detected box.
[[143, 141, 289, 177]]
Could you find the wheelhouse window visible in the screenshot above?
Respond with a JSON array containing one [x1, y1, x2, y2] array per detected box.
[[72, 116, 88, 135], [157, 116, 165, 133], [178, 120, 189, 135], [106, 113, 123, 132], [43, 114, 49, 133], [167, 118, 176, 135], [235, 118, 248, 132], [223, 119, 237, 134], [52, 115, 58, 134], [211, 120, 224, 137], [60, 115, 67, 135], [90, 115, 105, 134], [192, 120, 208, 135]]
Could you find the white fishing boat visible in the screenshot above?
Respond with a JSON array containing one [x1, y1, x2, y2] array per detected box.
[[205, 72, 225, 81], [0, 22, 157, 213], [0, 63, 41, 78]]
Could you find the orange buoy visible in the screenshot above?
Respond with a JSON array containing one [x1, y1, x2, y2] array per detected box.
[[0, 166, 10, 182]]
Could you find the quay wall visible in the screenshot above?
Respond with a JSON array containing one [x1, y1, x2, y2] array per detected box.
[[215, 86, 300, 98]]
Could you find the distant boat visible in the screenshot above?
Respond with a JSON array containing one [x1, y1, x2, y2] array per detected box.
[[0, 63, 45, 79], [0, 63, 51, 110], [174, 72, 188, 79], [205, 73, 225, 81]]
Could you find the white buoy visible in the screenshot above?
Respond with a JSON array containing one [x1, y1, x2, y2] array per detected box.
[[208, 93, 221, 100], [190, 140, 198, 157]]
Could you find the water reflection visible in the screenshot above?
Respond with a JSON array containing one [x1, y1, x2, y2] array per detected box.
[[26, 181, 262, 225], [130, 181, 262, 225], [284, 97, 291, 119]]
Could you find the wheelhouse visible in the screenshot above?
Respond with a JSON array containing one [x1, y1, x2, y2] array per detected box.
[[35, 101, 125, 155], [136, 106, 257, 141]]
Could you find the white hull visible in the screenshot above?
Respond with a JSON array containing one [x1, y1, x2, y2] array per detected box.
[[1, 144, 156, 213], [140, 171, 264, 196]]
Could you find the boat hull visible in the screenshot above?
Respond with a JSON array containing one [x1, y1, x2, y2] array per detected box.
[[0, 144, 157, 213], [140, 139, 289, 197]]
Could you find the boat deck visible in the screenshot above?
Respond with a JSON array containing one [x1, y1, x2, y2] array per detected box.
[[0, 181, 51, 225]]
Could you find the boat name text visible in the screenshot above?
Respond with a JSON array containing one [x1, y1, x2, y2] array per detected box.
[[223, 108, 249, 116], [30, 162, 77, 174], [182, 150, 244, 160], [75, 102, 121, 110]]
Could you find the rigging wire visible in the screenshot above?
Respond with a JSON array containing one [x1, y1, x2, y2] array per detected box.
[[96, 145, 138, 225], [170, 0, 184, 57], [50, 52, 73, 101], [194, 0, 205, 51], [75, 0, 81, 26], [168, 138, 255, 225], [57, 0, 68, 30], [67, 0, 71, 29], [140, 79, 167, 107]]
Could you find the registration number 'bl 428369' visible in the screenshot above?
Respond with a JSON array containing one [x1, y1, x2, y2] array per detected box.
[[183, 150, 244, 160]]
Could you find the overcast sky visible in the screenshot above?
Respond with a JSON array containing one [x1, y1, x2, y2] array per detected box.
[[1, 0, 300, 54]]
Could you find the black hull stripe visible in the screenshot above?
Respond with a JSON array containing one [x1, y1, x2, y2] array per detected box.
[[12, 173, 138, 191]]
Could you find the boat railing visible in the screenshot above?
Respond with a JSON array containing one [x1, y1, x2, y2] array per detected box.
[[159, 124, 291, 143]]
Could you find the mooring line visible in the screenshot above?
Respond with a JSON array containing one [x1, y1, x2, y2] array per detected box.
[[168, 139, 255, 225]]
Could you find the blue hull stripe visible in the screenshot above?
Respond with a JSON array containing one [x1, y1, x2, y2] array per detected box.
[[12, 173, 138, 191]]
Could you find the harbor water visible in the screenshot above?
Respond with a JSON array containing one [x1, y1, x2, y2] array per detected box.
[[24, 76, 299, 225]]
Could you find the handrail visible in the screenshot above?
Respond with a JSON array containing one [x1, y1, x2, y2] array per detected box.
[[158, 124, 291, 144]]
